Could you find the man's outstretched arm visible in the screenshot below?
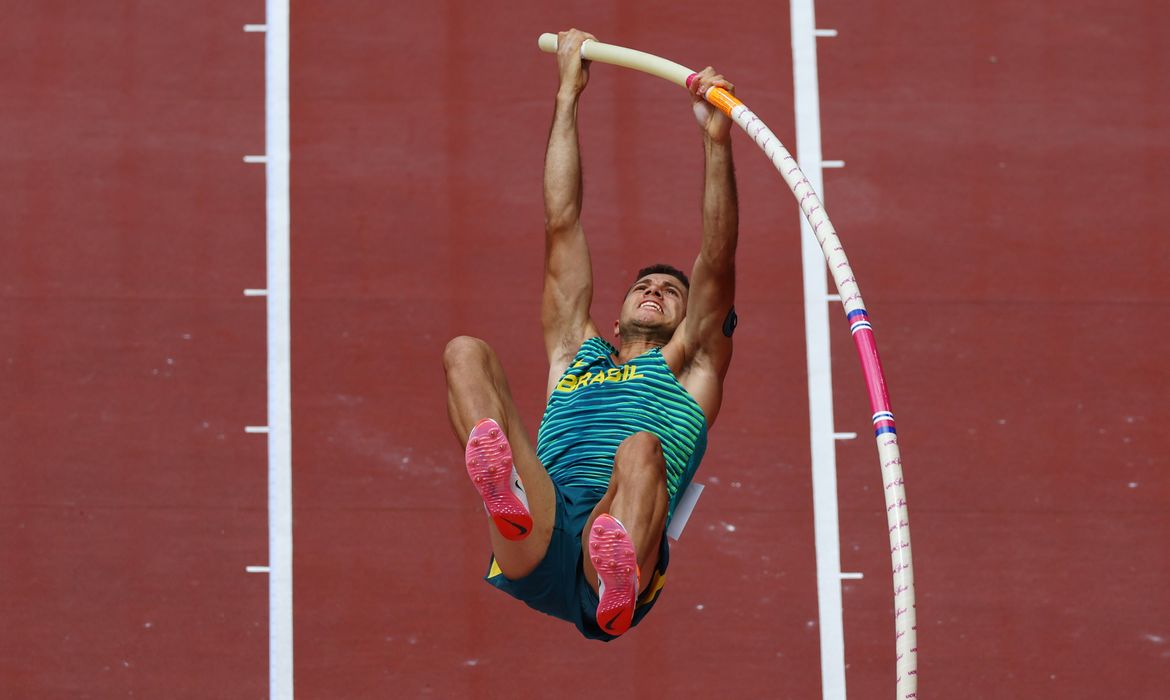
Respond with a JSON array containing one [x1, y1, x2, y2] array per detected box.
[[681, 69, 739, 381], [542, 29, 600, 385]]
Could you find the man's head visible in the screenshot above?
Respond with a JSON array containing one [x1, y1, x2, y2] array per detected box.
[[614, 264, 691, 345]]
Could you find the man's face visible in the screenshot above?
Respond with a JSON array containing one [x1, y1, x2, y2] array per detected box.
[[617, 273, 689, 340]]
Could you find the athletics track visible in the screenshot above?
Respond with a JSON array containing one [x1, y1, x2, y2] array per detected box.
[[1, 1, 1167, 697]]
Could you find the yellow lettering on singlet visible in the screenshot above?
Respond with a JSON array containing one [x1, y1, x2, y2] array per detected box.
[[557, 363, 649, 393], [622, 364, 645, 380]]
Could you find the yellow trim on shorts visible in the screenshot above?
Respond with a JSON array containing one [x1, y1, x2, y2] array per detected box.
[[637, 569, 667, 607]]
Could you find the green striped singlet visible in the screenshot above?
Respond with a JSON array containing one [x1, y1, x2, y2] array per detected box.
[[536, 337, 709, 518]]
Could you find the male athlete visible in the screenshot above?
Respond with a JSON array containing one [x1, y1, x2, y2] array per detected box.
[[443, 29, 739, 640]]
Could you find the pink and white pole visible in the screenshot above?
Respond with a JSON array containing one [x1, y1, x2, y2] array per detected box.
[[539, 33, 917, 698]]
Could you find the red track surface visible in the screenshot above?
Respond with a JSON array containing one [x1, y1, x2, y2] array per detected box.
[[2, 1, 1167, 698]]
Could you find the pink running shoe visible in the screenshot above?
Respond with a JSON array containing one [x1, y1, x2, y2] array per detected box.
[[588, 514, 640, 636], [466, 418, 531, 541]]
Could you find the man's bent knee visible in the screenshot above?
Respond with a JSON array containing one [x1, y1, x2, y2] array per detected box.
[[616, 431, 662, 460], [614, 432, 666, 482], [443, 335, 491, 371]]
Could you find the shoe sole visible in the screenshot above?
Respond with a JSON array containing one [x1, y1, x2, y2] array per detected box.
[[589, 514, 639, 636], [466, 418, 531, 541]]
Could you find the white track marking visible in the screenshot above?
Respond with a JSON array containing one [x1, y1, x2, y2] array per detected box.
[[247, 566, 271, 573], [245, 426, 270, 434], [244, 288, 268, 297], [244, 24, 267, 32], [263, 1, 293, 697], [793, 2, 848, 698], [244, 155, 268, 164]]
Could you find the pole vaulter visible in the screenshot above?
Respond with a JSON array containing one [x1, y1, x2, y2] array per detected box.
[[539, 33, 918, 700]]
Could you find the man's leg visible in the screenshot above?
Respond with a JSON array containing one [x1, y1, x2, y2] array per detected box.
[[581, 432, 669, 597], [443, 336, 556, 579]]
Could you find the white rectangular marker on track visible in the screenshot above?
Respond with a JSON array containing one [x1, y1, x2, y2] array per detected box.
[[792, 1, 849, 698], [667, 483, 704, 541]]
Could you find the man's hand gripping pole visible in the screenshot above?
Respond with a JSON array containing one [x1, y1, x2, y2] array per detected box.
[[537, 33, 741, 117]]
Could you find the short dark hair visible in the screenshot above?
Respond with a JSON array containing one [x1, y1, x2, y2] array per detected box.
[[634, 263, 690, 289]]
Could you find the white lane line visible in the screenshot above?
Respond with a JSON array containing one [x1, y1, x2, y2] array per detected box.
[[793, 2, 848, 699], [833, 432, 858, 440], [244, 289, 269, 297], [815, 28, 839, 37], [247, 565, 271, 573], [244, 24, 268, 32], [245, 426, 270, 434], [265, 2, 294, 697], [841, 572, 864, 580], [823, 160, 846, 168], [244, 155, 268, 164]]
